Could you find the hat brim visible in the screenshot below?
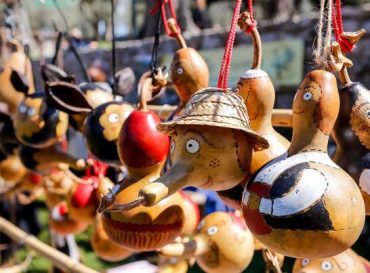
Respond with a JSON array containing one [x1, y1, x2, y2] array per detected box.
[[157, 119, 269, 151]]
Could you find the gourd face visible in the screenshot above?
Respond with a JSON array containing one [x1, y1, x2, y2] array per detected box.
[[293, 250, 368, 273], [170, 48, 209, 103], [84, 101, 133, 166], [168, 125, 252, 191], [14, 97, 68, 148]]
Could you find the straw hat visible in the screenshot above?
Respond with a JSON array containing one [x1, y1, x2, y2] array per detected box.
[[157, 87, 269, 151]]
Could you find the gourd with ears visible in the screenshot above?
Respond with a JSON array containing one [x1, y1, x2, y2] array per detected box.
[[242, 70, 365, 258], [219, 11, 290, 210], [328, 32, 370, 215], [98, 72, 186, 251], [0, 40, 35, 114], [161, 212, 254, 273], [46, 78, 133, 167]]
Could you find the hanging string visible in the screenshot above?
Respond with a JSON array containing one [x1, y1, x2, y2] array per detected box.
[[150, 0, 163, 73], [111, 0, 117, 93], [51, 31, 63, 65], [314, 0, 333, 69], [244, 0, 257, 33], [217, 0, 243, 89], [331, 0, 355, 53], [151, 0, 181, 38]]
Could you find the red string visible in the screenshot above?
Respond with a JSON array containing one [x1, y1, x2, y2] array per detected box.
[[217, 0, 242, 89], [244, 0, 257, 33], [85, 155, 108, 180], [151, 0, 181, 38], [332, 0, 355, 53]]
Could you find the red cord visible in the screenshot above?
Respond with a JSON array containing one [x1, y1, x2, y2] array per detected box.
[[85, 155, 108, 180], [244, 0, 257, 33], [151, 0, 181, 38], [217, 0, 242, 89], [332, 0, 355, 53]]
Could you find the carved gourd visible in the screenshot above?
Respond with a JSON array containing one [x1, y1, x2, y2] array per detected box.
[[293, 249, 370, 273], [166, 19, 209, 118], [219, 12, 290, 209], [99, 74, 186, 251], [242, 70, 365, 258], [328, 37, 370, 215], [161, 212, 254, 273]]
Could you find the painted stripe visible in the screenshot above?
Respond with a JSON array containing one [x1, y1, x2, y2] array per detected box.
[[259, 168, 328, 216], [254, 151, 338, 185], [240, 69, 268, 79]]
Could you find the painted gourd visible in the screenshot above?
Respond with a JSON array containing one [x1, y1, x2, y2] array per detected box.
[[166, 19, 209, 118], [135, 88, 268, 207], [161, 212, 254, 273], [0, 40, 35, 114], [0, 154, 27, 182], [180, 191, 201, 236], [242, 70, 365, 258], [293, 249, 370, 273], [219, 11, 290, 209], [46, 81, 133, 166], [91, 214, 133, 262], [100, 74, 185, 251]]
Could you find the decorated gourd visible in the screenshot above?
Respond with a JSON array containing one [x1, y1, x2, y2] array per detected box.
[[242, 70, 365, 258], [99, 73, 186, 251], [0, 154, 27, 182], [126, 88, 268, 208], [179, 191, 200, 236], [0, 40, 35, 114], [46, 81, 133, 166], [161, 212, 254, 273], [49, 201, 89, 235], [219, 11, 290, 209], [328, 36, 370, 214], [91, 214, 133, 262], [9, 70, 69, 148], [293, 249, 370, 273], [166, 19, 209, 118]]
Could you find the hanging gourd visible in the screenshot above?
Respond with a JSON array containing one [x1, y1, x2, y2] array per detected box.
[[98, 72, 186, 251], [160, 212, 254, 273], [219, 6, 290, 210], [0, 40, 35, 114], [91, 214, 133, 262], [327, 2, 370, 214], [293, 249, 370, 273], [108, 0, 268, 210]]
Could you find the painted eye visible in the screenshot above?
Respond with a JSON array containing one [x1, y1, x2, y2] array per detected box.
[[19, 104, 27, 114], [108, 113, 120, 123], [176, 67, 184, 75], [27, 107, 36, 116], [301, 258, 310, 266], [365, 110, 370, 119], [321, 261, 333, 271], [207, 226, 218, 236], [303, 91, 313, 101], [185, 139, 200, 154], [170, 139, 175, 154]]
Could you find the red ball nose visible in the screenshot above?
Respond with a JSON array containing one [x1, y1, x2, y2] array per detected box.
[[118, 110, 169, 168]]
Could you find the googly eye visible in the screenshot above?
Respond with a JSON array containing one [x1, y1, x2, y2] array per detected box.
[[170, 139, 175, 154], [27, 107, 36, 116], [365, 110, 370, 119], [207, 226, 218, 236], [185, 139, 200, 154], [321, 261, 332, 271], [108, 113, 120, 123], [176, 67, 184, 75], [19, 104, 27, 114], [301, 258, 310, 266], [303, 91, 313, 101]]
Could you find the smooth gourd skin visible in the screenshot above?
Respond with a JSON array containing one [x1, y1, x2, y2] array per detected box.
[[331, 82, 370, 214], [242, 70, 365, 258], [84, 101, 133, 166]]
